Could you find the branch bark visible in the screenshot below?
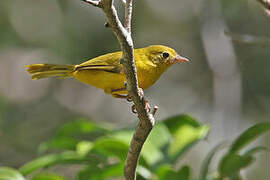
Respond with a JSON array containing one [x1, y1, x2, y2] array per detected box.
[[125, 0, 133, 33], [81, 0, 155, 179]]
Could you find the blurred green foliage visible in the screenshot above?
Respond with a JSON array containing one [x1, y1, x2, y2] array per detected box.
[[1, 115, 269, 180]]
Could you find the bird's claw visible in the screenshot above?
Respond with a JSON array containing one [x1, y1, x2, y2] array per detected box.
[[138, 88, 144, 97], [126, 88, 144, 103], [126, 95, 133, 102], [145, 100, 151, 113], [131, 100, 151, 114], [125, 88, 151, 114], [132, 104, 137, 113]]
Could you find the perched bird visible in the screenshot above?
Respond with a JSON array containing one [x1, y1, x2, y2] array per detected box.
[[26, 45, 189, 105]]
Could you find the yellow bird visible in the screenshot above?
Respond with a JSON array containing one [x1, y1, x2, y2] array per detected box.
[[26, 45, 189, 99]]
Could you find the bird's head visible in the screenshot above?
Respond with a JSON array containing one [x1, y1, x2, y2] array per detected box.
[[145, 45, 190, 67]]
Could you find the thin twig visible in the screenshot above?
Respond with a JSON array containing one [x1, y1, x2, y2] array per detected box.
[[151, 106, 159, 116], [80, 0, 156, 179], [125, 0, 133, 33], [82, 0, 101, 7]]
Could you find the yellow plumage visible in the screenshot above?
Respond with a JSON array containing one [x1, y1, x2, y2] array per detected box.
[[26, 45, 189, 97]]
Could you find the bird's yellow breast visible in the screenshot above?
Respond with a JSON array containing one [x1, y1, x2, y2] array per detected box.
[[73, 70, 126, 92]]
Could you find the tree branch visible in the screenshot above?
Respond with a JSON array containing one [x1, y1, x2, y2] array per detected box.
[[81, 0, 156, 179], [125, 0, 133, 33], [82, 0, 101, 7]]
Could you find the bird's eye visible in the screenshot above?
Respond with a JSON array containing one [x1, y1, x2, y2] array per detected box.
[[162, 52, 169, 59]]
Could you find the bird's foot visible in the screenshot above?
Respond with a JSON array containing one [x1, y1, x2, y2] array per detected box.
[[126, 88, 144, 102], [111, 87, 151, 114], [131, 100, 151, 114], [138, 87, 144, 98], [126, 95, 132, 102]]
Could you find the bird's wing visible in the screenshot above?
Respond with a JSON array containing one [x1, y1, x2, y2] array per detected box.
[[75, 64, 122, 73], [75, 51, 123, 73]]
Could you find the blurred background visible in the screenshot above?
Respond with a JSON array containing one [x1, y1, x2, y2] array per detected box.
[[0, 0, 269, 179]]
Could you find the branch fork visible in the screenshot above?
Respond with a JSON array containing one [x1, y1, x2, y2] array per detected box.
[[81, 0, 157, 179]]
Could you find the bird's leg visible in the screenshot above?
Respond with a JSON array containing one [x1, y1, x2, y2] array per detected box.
[[138, 87, 144, 97], [131, 88, 151, 113], [111, 86, 132, 102], [111, 87, 131, 100], [131, 99, 151, 114], [123, 81, 132, 102], [111, 87, 151, 114], [111, 93, 129, 99]]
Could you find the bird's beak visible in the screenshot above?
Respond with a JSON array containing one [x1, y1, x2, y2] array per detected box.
[[172, 54, 190, 64]]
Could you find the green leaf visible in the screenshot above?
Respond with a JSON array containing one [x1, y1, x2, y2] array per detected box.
[[199, 143, 224, 180], [111, 124, 171, 166], [156, 164, 173, 179], [218, 123, 270, 179], [31, 173, 67, 180], [145, 123, 171, 149], [141, 141, 164, 167], [137, 165, 152, 180], [163, 114, 201, 131], [218, 153, 253, 179], [101, 162, 124, 179], [243, 146, 269, 156], [175, 166, 190, 180], [162, 114, 209, 161], [19, 151, 101, 176], [92, 138, 129, 161], [157, 165, 190, 180], [77, 162, 124, 180], [56, 119, 110, 137], [77, 165, 102, 180], [76, 141, 94, 156], [110, 131, 149, 167], [230, 122, 270, 153], [110, 130, 133, 144], [0, 167, 25, 180], [141, 123, 171, 166], [39, 119, 111, 152], [39, 137, 80, 152]]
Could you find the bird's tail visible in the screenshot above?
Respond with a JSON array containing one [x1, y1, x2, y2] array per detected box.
[[25, 64, 75, 80]]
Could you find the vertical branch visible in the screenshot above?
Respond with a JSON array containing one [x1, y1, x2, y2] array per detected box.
[[125, 0, 133, 33], [81, 0, 156, 179]]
